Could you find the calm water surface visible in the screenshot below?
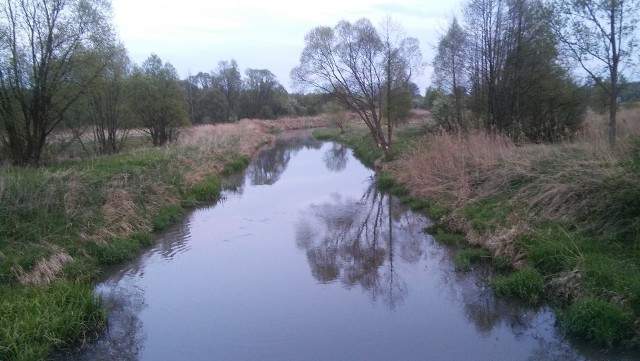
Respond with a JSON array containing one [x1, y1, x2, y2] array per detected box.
[[63, 131, 635, 360]]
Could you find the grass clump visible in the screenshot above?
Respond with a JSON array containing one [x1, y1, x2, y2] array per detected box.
[[222, 155, 252, 175], [151, 204, 184, 231], [492, 267, 545, 304], [185, 174, 222, 203], [376, 172, 395, 190], [0, 281, 104, 361], [454, 247, 491, 271], [559, 298, 635, 347], [90, 232, 154, 265]]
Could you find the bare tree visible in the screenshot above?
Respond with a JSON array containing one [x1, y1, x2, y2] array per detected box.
[[291, 18, 422, 159], [550, 0, 639, 146], [0, 0, 114, 165]]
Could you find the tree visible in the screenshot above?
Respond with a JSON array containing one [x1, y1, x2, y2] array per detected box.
[[196, 88, 230, 123], [84, 45, 132, 155], [462, 0, 585, 141], [240, 68, 287, 119], [433, 18, 467, 128], [550, 0, 639, 146], [0, 0, 114, 165], [213, 59, 242, 121], [291, 18, 422, 158], [130, 54, 189, 146]]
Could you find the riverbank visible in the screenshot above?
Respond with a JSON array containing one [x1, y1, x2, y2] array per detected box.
[[0, 118, 325, 360], [314, 109, 640, 348]]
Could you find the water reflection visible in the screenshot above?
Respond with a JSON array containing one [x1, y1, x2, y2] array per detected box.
[[296, 183, 427, 310], [247, 130, 322, 186], [323, 142, 349, 172]]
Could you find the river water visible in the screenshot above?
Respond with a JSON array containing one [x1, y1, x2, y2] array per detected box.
[[61, 130, 634, 360]]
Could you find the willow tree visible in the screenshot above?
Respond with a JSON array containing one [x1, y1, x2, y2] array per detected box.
[[291, 18, 422, 158], [0, 0, 114, 165]]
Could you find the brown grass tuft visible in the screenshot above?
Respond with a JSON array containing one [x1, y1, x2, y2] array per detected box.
[[15, 251, 73, 285], [89, 189, 151, 244], [394, 130, 514, 205]]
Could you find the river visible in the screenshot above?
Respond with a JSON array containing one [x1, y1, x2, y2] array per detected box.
[[59, 130, 634, 360]]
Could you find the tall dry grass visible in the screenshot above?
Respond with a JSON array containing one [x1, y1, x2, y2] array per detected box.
[[394, 107, 640, 228]]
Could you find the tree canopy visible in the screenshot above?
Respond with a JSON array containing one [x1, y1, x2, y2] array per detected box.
[[291, 17, 422, 158], [0, 0, 115, 165]]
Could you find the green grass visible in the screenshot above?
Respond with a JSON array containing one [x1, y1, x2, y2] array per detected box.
[[559, 298, 635, 347], [491, 267, 545, 304], [222, 155, 252, 175], [89, 232, 154, 265], [0, 140, 250, 358], [454, 247, 491, 271], [462, 194, 512, 232], [0, 281, 105, 361]]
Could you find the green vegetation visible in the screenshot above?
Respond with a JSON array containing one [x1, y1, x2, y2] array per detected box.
[[222, 155, 252, 175], [491, 268, 545, 304], [454, 247, 491, 272], [559, 298, 635, 347], [323, 118, 640, 348], [0, 282, 104, 361], [0, 125, 260, 359]]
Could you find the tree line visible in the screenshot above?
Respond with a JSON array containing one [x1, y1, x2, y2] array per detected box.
[[1, 0, 637, 165], [0, 0, 329, 166], [428, 0, 639, 144]]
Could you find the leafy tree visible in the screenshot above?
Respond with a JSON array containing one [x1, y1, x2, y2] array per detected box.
[[550, 0, 639, 146], [213, 59, 242, 121], [291, 18, 422, 158], [423, 87, 446, 110], [463, 0, 585, 141], [0, 0, 114, 165], [196, 88, 230, 123], [240, 68, 287, 119], [83, 45, 132, 155], [130, 54, 189, 146]]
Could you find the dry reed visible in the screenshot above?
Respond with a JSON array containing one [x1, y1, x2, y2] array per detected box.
[[15, 251, 73, 285]]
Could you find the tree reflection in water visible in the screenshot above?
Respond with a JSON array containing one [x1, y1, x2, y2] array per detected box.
[[296, 182, 428, 310], [247, 131, 322, 186], [322, 142, 348, 172], [57, 285, 146, 361]]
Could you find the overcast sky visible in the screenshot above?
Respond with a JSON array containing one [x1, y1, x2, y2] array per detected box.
[[110, 0, 463, 92]]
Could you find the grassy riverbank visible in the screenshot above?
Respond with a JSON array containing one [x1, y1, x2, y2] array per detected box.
[[0, 118, 326, 360], [315, 110, 640, 348]]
